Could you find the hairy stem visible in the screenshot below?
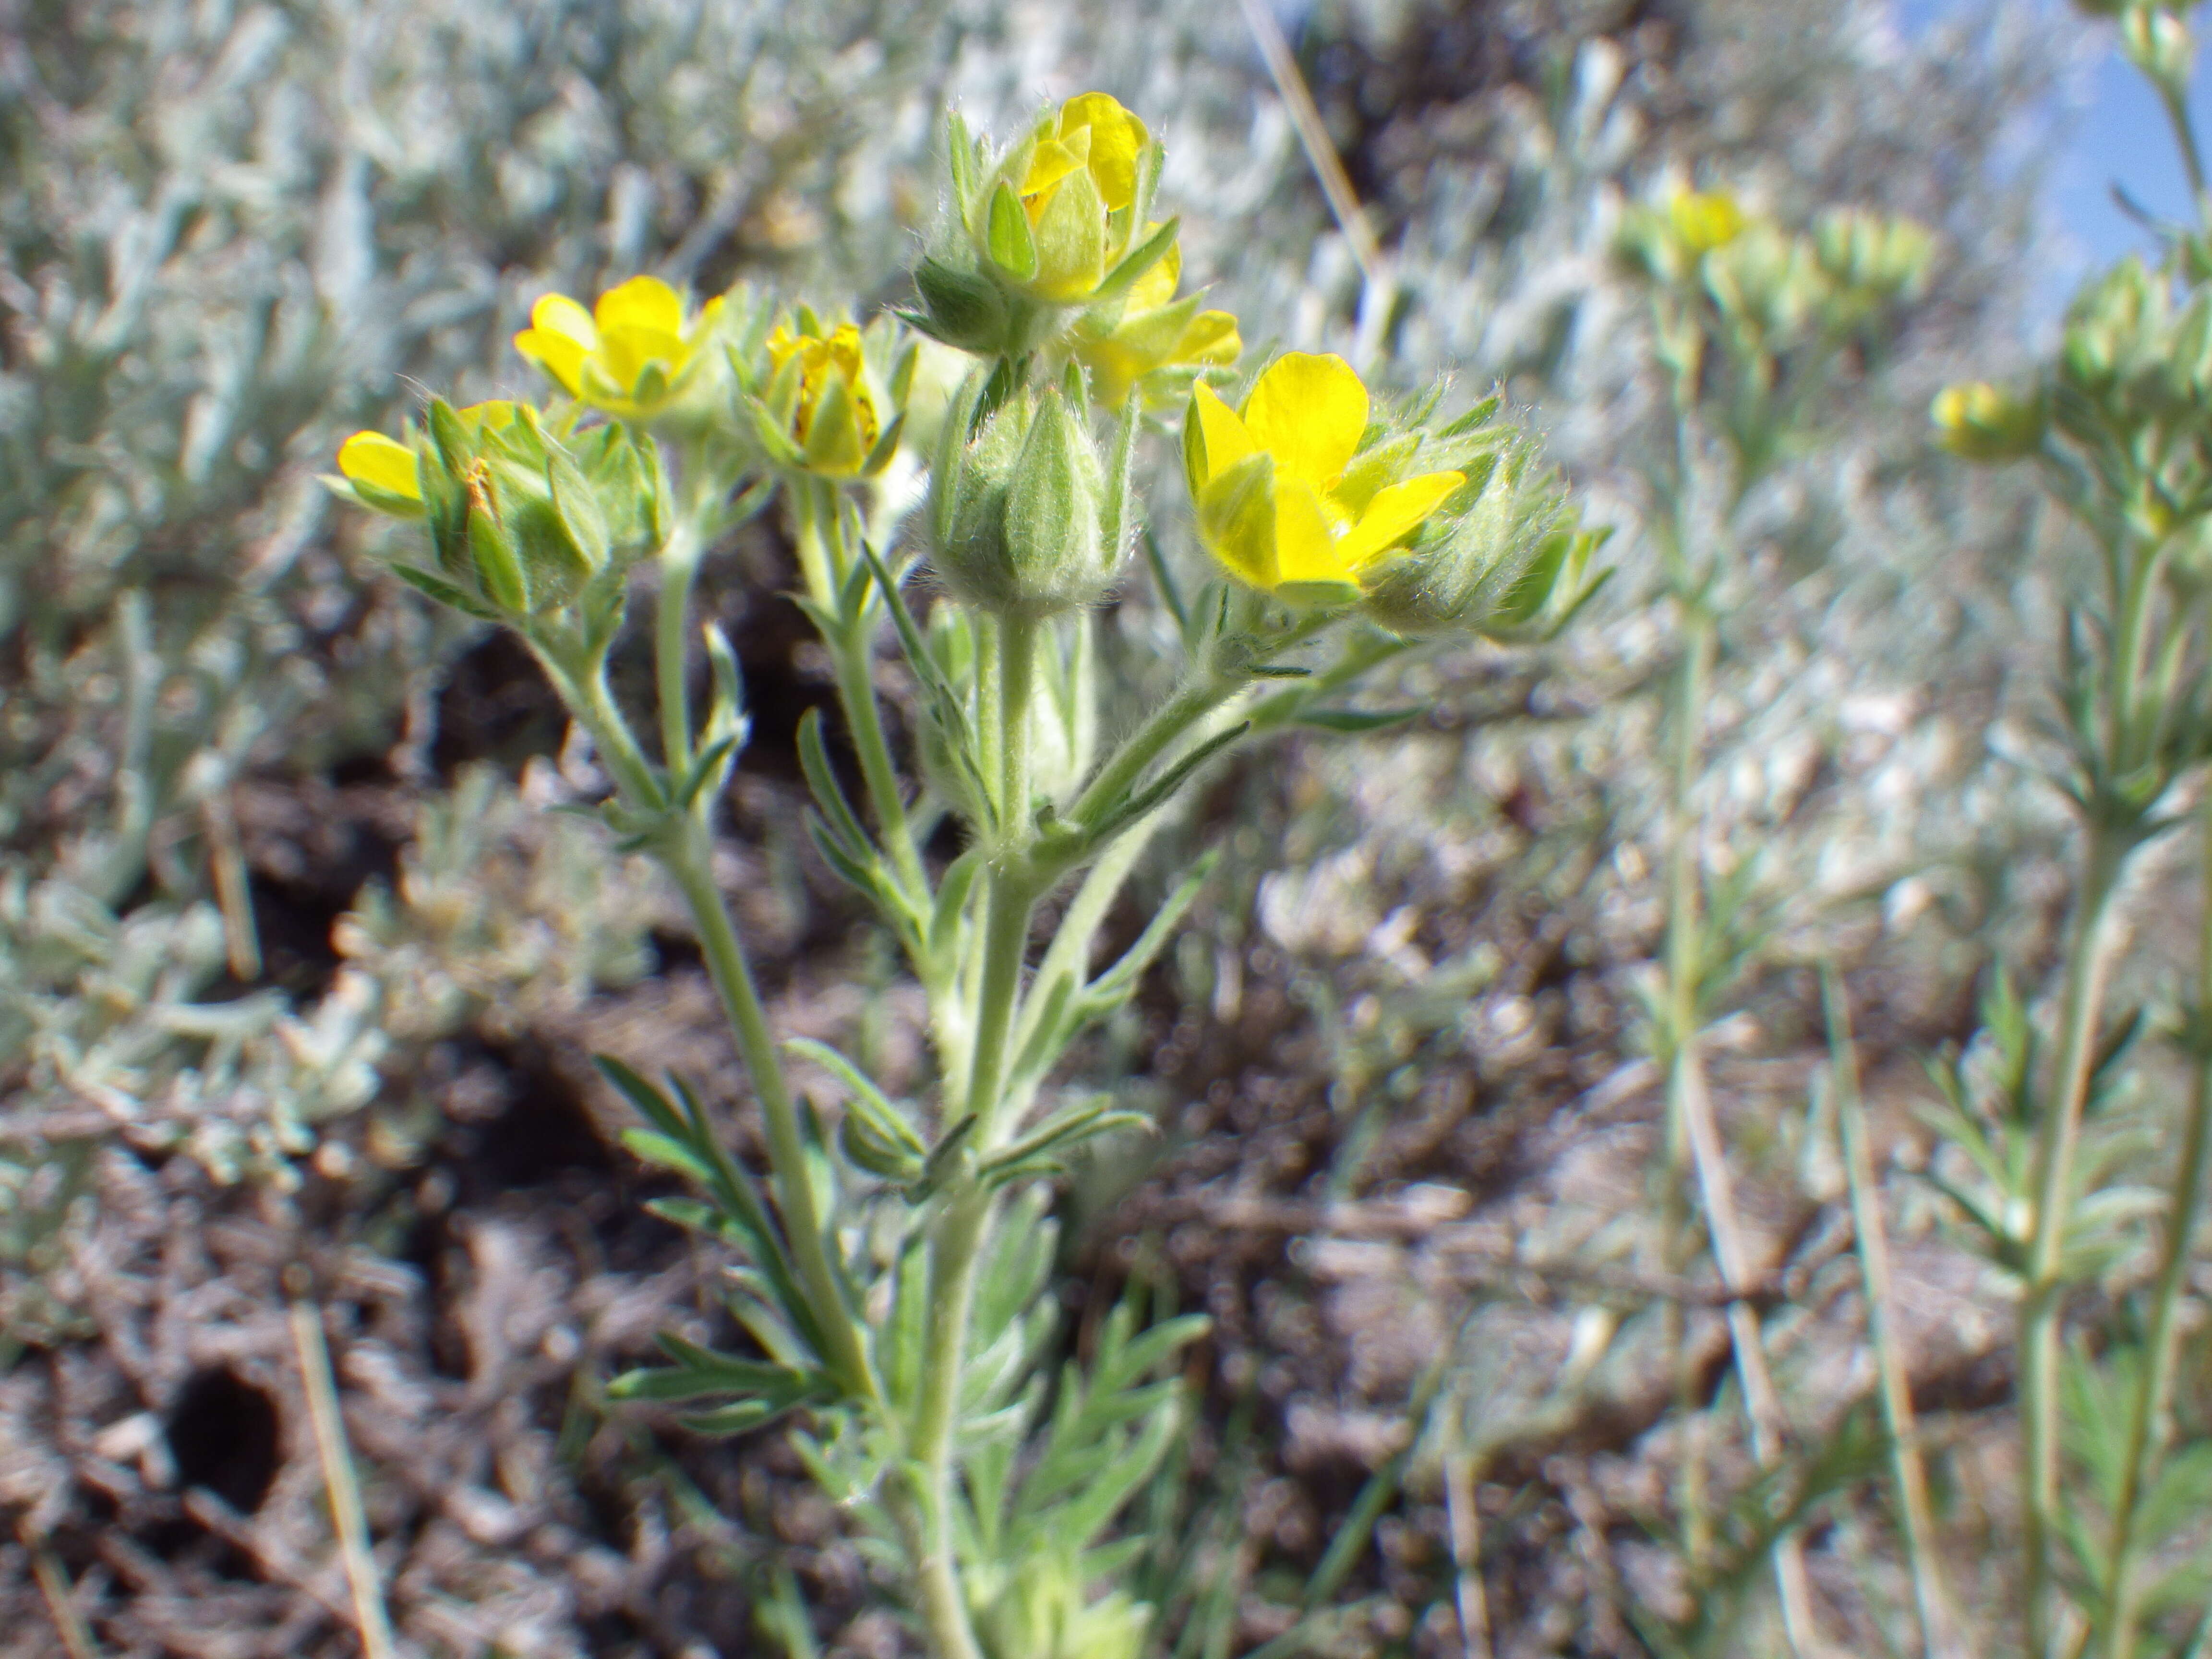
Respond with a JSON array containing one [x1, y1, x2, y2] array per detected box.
[[906, 613, 1042, 1659], [1829, 968, 1959, 1659], [807, 479, 929, 902], [2020, 828, 2128, 1656], [1660, 594, 1818, 1649], [655, 514, 706, 777], [1071, 671, 1235, 831], [2103, 798, 2212, 1659], [663, 827, 877, 1403]]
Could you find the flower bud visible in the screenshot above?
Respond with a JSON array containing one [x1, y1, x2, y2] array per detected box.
[[1355, 401, 1586, 636], [1702, 221, 1826, 343], [1931, 381, 2045, 461], [738, 309, 909, 481], [330, 399, 660, 620], [2122, 2, 2194, 95], [907, 95, 1178, 360], [930, 372, 1120, 616], [1813, 208, 1935, 305], [1617, 189, 1747, 288], [1068, 239, 1242, 409]]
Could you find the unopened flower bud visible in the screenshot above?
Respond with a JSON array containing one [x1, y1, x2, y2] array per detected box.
[[2123, 3, 2194, 95], [1813, 208, 1935, 304], [1356, 406, 1586, 636], [1931, 381, 2045, 460], [930, 373, 1119, 616], [741, 311, 910, 481], [330, 399, 657, 620]]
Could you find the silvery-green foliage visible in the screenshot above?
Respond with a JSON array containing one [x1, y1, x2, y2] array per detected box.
[[0, 0, 965, 1227]]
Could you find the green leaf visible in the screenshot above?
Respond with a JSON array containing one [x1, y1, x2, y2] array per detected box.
[[1082, 721, 1250, 849], [1297, 706, 1425, 734], [386, 561, 496, 620], [797, 707, 872, 861]]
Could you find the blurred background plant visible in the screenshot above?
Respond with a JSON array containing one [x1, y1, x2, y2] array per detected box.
[[0, 0, 2164, 1655]]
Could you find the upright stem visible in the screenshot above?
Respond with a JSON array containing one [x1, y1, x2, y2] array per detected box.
[[1661, 601, 1717, 1564], [906, 613, 1041, 1659], [1829, 968, 1958, 1659], [2020, 829, 2128, 1656], [663, 827, 877, 1404], [536, 623, 877, 1408], [2157, 78, 2212, 235], [656, 515, 706, 776], [1660, 593, 1817, 1648], [1676, 1032, 1822, 1653], [807, 480, 929, 902], [2103, 797, 2212, 1659]]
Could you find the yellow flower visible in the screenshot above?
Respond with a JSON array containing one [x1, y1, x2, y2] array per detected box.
[[1670, 190, 1747, 253], [1072, 240, 1242, 407], [763, 321, 882, 477], [1182, 353, 1464, 599], [513, 276, 724, 420], [335, 401, 521, 516], [1931, 381, 2044, 460], [987, 92, 1154, 302]]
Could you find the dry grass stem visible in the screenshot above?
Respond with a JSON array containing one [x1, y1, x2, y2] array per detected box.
[[288, 1283, 401, 1659]]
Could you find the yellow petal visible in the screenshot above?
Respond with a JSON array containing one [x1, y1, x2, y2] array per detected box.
[[594, 274, 684, 338], [1126, 235, 1181, 313], [1174, 309, 1242, 368], [1336, 470, 1464, 570], [1194, 453, 1280, 587], [1270, 474, 1353, 587], [1059, 92, 1147, 211], [337, 431, 421, 500], [1241, 352, 1368, 485], [1022, 137, 1086, 203], [1670, 191, 1745, 253], [515, 326, 589, 396], [529, 293, 600, 351], [1187, 380, 1258, 491], [457, 399, 520, 432], [597, 325, 686, 394]]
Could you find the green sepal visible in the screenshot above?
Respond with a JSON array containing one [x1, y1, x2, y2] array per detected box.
[[1088, 215, 1180, 308], [987, 181, 1039, 280]]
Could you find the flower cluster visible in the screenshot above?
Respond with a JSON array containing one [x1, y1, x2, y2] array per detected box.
[[333, 91, 1578, 643]]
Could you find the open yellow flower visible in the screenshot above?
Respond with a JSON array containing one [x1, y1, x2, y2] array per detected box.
[[513, 276, 723, 420], [1073, 240, 1241, 407], [1182, 353, 1464, 599]]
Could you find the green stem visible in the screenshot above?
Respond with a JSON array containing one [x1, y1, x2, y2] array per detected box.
[[2020, 828, 2129, 1657], [1071, 673, 1235, 830], [529, 627, 875, 1409], [2103, 799, 2212, 1659], [2157, 77, 2212, 235], [905, 613, 1042, 1659], [808, 480, 929, 902], [663, 825, 877, 1406], [1829, 967, 1957, 1659], [655, 515, 706, 778]]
